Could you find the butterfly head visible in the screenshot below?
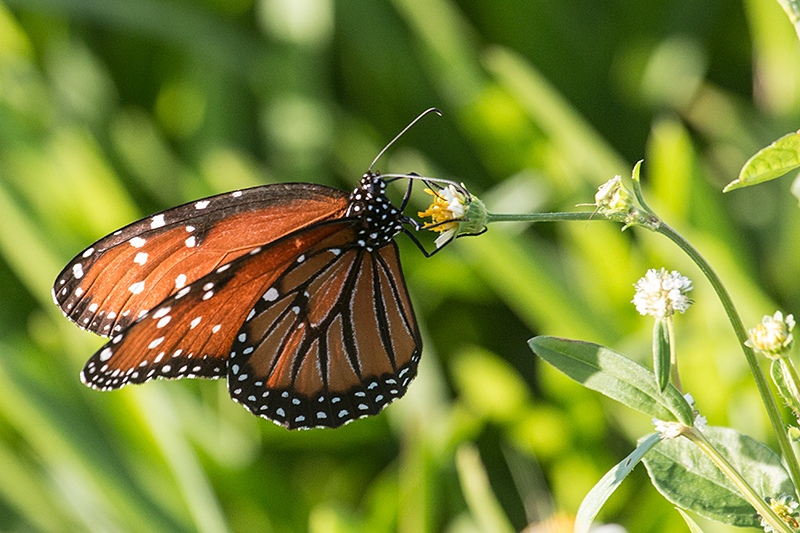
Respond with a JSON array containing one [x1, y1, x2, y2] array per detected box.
[[346, 172, 405, 252]]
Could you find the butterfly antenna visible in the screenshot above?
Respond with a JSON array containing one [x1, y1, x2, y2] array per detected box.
[[369, 108, 442, 172]]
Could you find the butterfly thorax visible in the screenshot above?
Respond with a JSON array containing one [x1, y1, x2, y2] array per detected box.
[[345, 172, 404, 252]]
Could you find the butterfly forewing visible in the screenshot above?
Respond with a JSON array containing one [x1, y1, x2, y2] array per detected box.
[[53, 184, 349, 337], [81, 220, 355, 390], [228, 236, 422, 429]]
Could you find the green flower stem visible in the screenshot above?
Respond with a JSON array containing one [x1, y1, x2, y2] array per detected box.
[[682, 427, 793, 533], [485, 212, 595, 223], [656, 222, 800, 491], [667, 317, 682, 392]]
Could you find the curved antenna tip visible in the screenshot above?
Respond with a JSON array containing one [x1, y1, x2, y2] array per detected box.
[[369, 108, 444, 172]]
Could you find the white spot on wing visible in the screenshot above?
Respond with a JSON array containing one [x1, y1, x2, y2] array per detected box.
[[134, 252, 148, 265], [82, 248, 94, 258], [185, 236, 196, 248], [190, 317, 202, 329], [152, 307, 171, 319], [73, 264, 84, 279], [195, 200, 210, 209], [150, 214, 166, 229], [129, 281, 145, 294], [175, 274, 187, 289], [263, 288, 279, 301], [130, 237, 146, 248]]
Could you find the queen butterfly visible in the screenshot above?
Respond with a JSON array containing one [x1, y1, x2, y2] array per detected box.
[[52, 110, 471, 429]]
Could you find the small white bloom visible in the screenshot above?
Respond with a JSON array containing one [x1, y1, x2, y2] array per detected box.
[[693, 414, 707, 432], [761, 494, 800, 532], [419, 184, 470, 248], [633, 268, 693, 318], [746, 311, 795, 358], [652, 418, 684, 439]]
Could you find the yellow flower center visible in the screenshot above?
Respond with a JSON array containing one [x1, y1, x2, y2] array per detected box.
[[418, 187, 464, 233], [770, 497, 799, 529]]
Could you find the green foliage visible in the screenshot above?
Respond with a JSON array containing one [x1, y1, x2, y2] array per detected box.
[[529, 336, 694, 425], [677, 508, 708, 533], [642, 426, 794, 527], [575, 432, 662, 533], [725, 131, 800, 192], [653, 318, 671, 393], [0, 0, 798, 532]]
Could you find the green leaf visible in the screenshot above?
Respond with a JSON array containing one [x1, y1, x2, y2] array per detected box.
[[724, 131, 800, 192], [642, 426, 795, 527], [771, 359, 800, 419], [529, 336, 694, 425], [676, 508, 707, 533], [630, 159, 649, 209], [575, 433, 661, 533], [653, 318, 671, 393]]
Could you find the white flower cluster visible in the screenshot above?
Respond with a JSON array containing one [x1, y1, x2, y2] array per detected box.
[[633, 268, 693, 318]]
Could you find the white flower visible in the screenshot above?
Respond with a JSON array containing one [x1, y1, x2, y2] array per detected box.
[[746, 311, 795, 358], [633, 268, 693, 318], [652, 418, 684, 439], [693, 414, 707, 432], [683, 393, 695, 407], [418, 185, 468, 248], [761, 494, 800, 531]]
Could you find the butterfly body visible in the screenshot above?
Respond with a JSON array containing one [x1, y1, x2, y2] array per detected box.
[[53, 172, 422, 429]]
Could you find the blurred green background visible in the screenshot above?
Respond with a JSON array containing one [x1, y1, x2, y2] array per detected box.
[[1, 0, 799, 531]]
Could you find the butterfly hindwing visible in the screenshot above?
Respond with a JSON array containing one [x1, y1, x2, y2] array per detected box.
[[228, 238, 421, 429]]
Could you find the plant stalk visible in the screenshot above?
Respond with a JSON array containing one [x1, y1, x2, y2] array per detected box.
[[667, 317, 682, 393], [485, 212, 595, 224], [683, 427, 793, 533], [657, 222, 800, 492]]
